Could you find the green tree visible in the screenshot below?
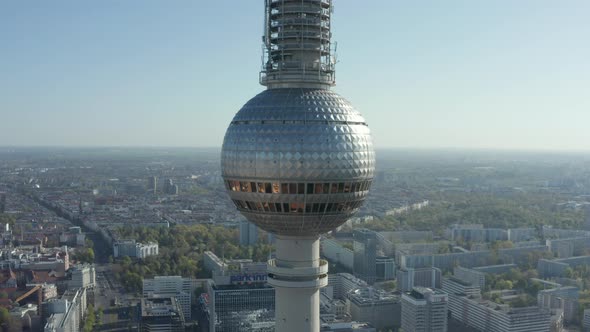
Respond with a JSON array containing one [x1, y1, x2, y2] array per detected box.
[[0, 307, 11, 327], [495, 279, 513, 290], [83, 304, 95, 332], [380, 280, 397, 291]]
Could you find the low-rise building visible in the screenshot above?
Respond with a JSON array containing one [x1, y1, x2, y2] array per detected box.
[[347, 287, 400, 330], [321, 238, 354, 271], [537, 286, 579, 322], [205, 280, 275, 332], [453, 266, 485, 289], [27, 283, 58, 301], [538, 255, 590, 278], [326, 273, 367, 300], [113, 239, 158, 259], [398, 267, 441, 292], [448, 294, 551, 332], [320, 321, 376, 332], [143, 276, 192, 321], [140, 297, 185, 332], [59, 227, 85, 247], [68, 264, 96, 289]]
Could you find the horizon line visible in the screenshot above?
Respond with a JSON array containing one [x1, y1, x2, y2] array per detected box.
[[1, 145, 590, 154]]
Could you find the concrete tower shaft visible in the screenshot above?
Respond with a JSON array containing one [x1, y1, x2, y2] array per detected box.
[[261, 0, 335, 89], [267, 236, 328, 331]]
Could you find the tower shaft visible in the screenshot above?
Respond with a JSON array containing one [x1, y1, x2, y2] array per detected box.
[[267, 236, 328, 332], [261, 0, 335, 89]]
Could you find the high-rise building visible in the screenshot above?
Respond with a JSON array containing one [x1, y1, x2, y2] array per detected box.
[[143, 276, 192, 321], [401, 287, 448, 332], [239, 220, 259, 246], [147, 176, 157, 194], [163, 178, 179, 195], [0, 192, 6, 213], [220, 1, 375, 331], [353, 229, 377, 284], [140, 297, 185, 332]]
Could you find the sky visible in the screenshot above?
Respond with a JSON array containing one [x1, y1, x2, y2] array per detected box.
[[1, 1, 589, 151]]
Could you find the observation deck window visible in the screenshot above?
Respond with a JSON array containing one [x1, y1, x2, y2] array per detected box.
[[227, 180, 372, 194], [240, 182, 251, 192], [298, 183, 305, 194], [233, 199, 365, 215], [331, 183, 338, 194], [344, 182, 351, 193], [307, 183, 315, 194], [272, 183, 281, 193]]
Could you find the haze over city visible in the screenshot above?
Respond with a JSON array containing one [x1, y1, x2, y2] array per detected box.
[[4, 1, 590, 332], [1, 1, 589, 150]]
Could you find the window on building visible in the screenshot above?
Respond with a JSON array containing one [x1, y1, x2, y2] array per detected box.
[[272, 183, 280, 193], [240, 182, 251, 192]]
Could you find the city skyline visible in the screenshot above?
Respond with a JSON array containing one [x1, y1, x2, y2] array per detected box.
[[2, 1, 590, 150]]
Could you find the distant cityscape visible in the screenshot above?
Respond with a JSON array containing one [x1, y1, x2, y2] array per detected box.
[[0, 148, 589, 331]]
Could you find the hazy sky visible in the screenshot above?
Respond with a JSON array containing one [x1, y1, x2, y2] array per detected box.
[[1, 1, 589, 150]]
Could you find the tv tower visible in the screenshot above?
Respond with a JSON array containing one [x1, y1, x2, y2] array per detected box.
[[221, 1, 375, 331]]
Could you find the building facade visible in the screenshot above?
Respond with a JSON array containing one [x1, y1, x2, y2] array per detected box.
[[353, 229, 377, 284], [207, 282, 275, 332], [140, 297, 185, 332], [347, 287, 400, 330], [113, 239, 159, 259], [44, 288, 87, 332], [398, 267, 441, 292], [69, 264, 96, 289], [239, 220, 258, 246], [143, 276, 192, 321], [401, 287, 448, 332], [375, 256, 395, 281], [321, 238, 354, 271], [448, 294, 551, 332]]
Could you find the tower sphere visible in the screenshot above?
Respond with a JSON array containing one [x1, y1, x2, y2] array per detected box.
[[221, 88, 375, 236]]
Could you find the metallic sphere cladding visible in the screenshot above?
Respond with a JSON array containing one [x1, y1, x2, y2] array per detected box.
[[221, 88, 375, 236]]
